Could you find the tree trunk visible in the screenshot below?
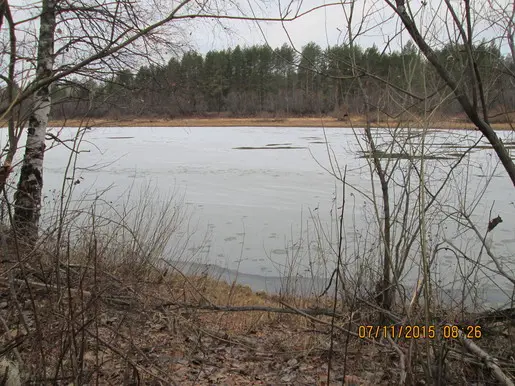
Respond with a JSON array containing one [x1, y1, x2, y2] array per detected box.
[[13, 0, 56, 240], [390, 0, 515, 186], [364, 126, 393, 319]]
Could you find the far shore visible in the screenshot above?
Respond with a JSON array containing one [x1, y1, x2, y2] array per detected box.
[[48, 116, 514, 130]]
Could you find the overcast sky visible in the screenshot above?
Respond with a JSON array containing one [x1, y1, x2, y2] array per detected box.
[[8, 0, 514, 56], [187, 0, 513, 56], [4, 0, 513, 79], [189, 1, 400, 53]]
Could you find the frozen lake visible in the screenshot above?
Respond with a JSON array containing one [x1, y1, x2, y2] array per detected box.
[[2, 126, 514, 306]]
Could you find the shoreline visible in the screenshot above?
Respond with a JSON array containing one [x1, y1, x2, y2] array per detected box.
[[48, 116, 514, 130]]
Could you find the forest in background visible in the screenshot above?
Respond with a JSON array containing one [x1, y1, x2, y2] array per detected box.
[[51, 41, 515, 122], [3, 0, 515, 383]]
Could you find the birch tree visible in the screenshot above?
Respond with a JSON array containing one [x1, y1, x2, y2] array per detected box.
[[13, 0, 56, 238], [0, 0, 314, 241]]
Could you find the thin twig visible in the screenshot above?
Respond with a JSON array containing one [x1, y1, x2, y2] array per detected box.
[[456, 326, 514, 386]]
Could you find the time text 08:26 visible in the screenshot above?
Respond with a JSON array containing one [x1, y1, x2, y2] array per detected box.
[[358, 325, 482, 339]]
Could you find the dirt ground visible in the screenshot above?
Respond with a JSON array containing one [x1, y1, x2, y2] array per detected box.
[[1, 252, 514, 385]]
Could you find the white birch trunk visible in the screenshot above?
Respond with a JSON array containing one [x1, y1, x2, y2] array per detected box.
[[13, 0, 56, 239]]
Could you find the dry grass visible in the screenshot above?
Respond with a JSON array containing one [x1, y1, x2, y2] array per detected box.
[[49, 115, 515, 130], [1, 177, 514, 384], [1, 235, 514, 385], [0, 244, 382, 385]]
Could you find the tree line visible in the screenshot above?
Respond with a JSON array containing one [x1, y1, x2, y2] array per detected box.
[[51, 40, 514, 121]]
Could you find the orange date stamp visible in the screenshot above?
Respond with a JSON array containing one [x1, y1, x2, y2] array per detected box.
[[358, 324, 482, 339]]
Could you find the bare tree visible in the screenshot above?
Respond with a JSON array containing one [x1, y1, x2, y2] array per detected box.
[[385, 0, 515, 186], [0, 0, 319, 241], [12, 0, 56, 238], [273, 1, 514, 383]]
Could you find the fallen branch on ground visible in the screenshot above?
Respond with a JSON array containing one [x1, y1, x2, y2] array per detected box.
[[158, 301, 345, 318], [388, 336, 407, 385], [278, 301, 390, 347], [456, 327, 514, 386], [475, 307, 515, 322], [0, 278, 137, 307]]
